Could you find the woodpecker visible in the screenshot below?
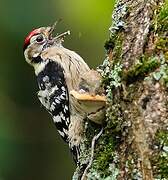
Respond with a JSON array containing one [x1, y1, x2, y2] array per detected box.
[[23, 23, 90, 161], [23, 22, 106, 164]]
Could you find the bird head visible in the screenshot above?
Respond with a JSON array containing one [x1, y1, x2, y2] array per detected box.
[[23, 22, 70, 66]]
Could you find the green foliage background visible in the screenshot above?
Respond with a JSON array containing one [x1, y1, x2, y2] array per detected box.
[[0, 0, 114, 179]]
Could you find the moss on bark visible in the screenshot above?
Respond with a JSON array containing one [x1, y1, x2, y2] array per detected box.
[[72, 0, 168, 179]]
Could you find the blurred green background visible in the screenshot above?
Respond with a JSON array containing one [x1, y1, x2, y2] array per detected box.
[[0, 0, 114, 179]]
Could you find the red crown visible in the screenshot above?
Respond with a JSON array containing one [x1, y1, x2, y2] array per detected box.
[[23, 28, 41, 51]]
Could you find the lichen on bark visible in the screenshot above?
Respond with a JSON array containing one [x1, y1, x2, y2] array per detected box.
[[72, 0, 168, 179]]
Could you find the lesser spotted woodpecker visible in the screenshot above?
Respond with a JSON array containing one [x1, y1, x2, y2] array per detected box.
[[23, 23, 90, 161], [24, 22, 105, 161]]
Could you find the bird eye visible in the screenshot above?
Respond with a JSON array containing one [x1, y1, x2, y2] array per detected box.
[[36, 35, 44, 42]]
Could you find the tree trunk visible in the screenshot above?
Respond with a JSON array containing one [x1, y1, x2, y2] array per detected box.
[[73, 0, 168, 179]]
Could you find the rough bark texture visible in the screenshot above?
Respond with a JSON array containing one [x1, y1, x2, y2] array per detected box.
[[73, 0, 168, 179]]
